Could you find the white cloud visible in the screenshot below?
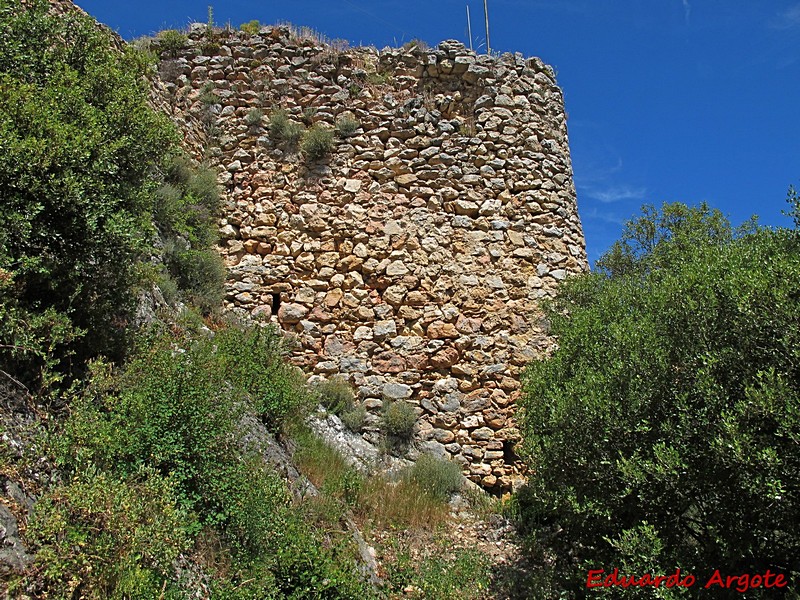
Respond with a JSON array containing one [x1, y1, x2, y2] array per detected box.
[[771, 4, 800, 29], [583, 207, 627, 226], [682, 0, 691, 24], [585, 185, 647, 204]]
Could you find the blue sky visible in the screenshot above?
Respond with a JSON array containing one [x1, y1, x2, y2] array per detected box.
[[76, 0, 800, 265]]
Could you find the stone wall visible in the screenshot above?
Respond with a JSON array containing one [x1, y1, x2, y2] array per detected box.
[[157, 25, 588, 492]]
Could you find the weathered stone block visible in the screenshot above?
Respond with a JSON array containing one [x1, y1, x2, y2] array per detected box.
[[278, 303, 307, 323], [383, 382, 413, 400]]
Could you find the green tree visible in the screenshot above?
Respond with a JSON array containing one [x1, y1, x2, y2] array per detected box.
[[0, 0, 179, 390], [517, 202, 800, 597]]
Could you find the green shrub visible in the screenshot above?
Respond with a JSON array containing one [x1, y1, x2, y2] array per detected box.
[[56, 323, 310, 538], [335, 114, 360, 136], [518, 202, 800, 596], [157, 155, 220, 237], [200, 39, 221, 55], [245, 107, 264, 128], [209, 324, 312, 426], [239, 19, 261, 36], [301, 106, 318, 125], [39, 323, 371, 595], [301, 123, 335, 161], [157, 29, 188, 57], [341, 405, 367, 432], [383, 400, 416, 439], [269, 108, 290, 138], [384, 542, 491, 600], [17, 470, 191, 598], [269, 108, 304, 147], [407, 454, 463, 501], [0, 0, 178, 390], [282, 120, 305, 146], [316, 376, 355, 414], [199, 81, 219, 105], [130, 36, 158, 66], [186, 164, 221, 212], [366, 70, 392, 86], [163, 245, 225, 315], [153, 182, 183, 231], [154, 155, 223, 314]]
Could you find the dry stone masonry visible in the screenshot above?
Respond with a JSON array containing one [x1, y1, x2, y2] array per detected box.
[[157, 24, 588, 492]]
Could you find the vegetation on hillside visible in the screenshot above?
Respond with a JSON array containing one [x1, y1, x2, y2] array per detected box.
[[8, 1, 798, 598], [0, 1, 366, 596], [0, 0, 221, 395], [13, 323, 377, 598], [516, 201, 800, 597], [0, 3, 500, 597]]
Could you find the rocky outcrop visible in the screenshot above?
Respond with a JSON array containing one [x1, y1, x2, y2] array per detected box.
[[0, 383, 42, 577], [156, 25, 587, 492]]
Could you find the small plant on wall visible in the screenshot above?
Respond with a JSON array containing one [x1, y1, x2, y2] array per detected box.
[[244, 107, 263, 132], [268, 108, 305, 149], [383, 400, 416, 439], [156, 29, 187, 58], [301, 123, 335, 161], [335, 114, 360, 137], [239, 20, 260, 36]]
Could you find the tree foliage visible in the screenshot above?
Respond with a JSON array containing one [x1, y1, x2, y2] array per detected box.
[[518, 202, 800, 596], [0, 0, 224, 393], [0, 0, 177, 390]]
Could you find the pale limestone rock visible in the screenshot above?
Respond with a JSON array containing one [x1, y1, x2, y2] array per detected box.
[[344, 178, 362, 193], [385, 260, 409, 277], [278, 303, 308, 323], [383, 383, 413, 400]]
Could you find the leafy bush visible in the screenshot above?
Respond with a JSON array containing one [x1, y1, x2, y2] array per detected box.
[[517, 202, 800, 596], [16, 470, 191, 598], [56, 323, 311, 542], [37, 322, 371, 595], [269, 108, 304, 147], [157, 155, 220, 242], [407, 454, 463, 501], [155, 155, 223, 314], [157, 28, 188, 57], [245, 107, 264, 128], [163, 245, 225, 314], [0, 0, 178, 390], [383, 400, 416, 439], [316, 376, 355, 414], [341, 405, 367, 432], [301, 123, 335, 161], [335, 113, 360, 136], [239, 19, 261, 36]]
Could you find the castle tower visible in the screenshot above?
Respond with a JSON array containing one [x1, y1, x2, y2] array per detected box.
[[159, 26, 588, 491]]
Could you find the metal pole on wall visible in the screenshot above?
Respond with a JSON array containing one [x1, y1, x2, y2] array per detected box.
[[483, 0, 490, 54], [466, 5, 473, 52]]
